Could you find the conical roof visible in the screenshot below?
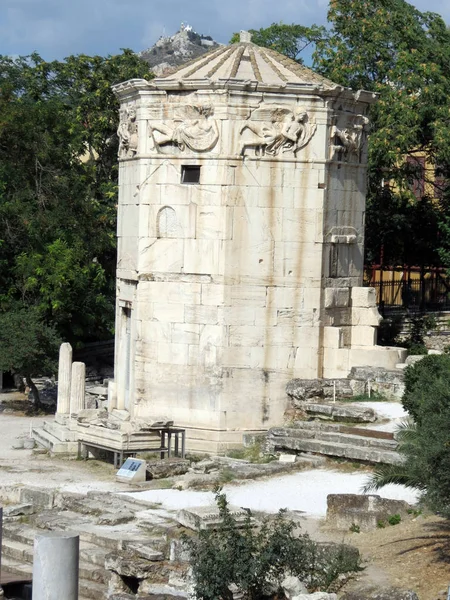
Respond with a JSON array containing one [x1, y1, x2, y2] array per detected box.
[[152, 31, 338, 93]]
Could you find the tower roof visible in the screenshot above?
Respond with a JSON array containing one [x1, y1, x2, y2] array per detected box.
[[151, 30, 338, 93]]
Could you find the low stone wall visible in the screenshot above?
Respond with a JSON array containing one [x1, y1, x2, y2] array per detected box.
[[286, 366, 405, 406], [326, 493, 412, 531]]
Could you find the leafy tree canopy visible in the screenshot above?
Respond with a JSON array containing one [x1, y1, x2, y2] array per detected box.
[[230, 23, 326, 63], [0, 51, 151, 346], [313, 0, 450, 267]]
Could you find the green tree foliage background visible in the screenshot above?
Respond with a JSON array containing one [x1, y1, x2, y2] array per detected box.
[[0, 51, 151, 351]]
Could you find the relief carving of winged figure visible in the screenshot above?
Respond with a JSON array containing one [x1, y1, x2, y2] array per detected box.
[[240, 105, 316, 157], [117, 107, 138, 158], [149, 105, 219, 153], [330, 115, 369, 162]]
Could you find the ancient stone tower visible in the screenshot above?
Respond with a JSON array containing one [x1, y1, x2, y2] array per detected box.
[[111, 33, 405, 451]]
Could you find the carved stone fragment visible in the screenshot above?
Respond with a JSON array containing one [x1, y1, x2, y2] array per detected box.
[[117, 107, 138, 158], [149, 104, 219, 153], [330, 114, 369, 162], [240, 105, 316, 157]]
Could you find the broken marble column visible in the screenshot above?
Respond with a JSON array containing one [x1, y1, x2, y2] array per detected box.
[[69, 362, 86, 415], [32, 532, 79, 600], [56, 342, 72, 416]]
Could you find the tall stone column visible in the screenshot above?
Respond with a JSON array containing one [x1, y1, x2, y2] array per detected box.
[[56, 343, 72, 416], [69, 362, 86, 415], [32, 532, 79, 600]]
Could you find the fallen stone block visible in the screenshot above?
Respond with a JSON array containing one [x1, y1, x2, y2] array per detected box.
[[146, 458, 190, 479], [127, 543, 164, 561], [97, 511, 134, 525], [177, 505, 251, 530], [327, 494, 412, 531], [4, 503, 34, 517], [20, 487, 54, 509]]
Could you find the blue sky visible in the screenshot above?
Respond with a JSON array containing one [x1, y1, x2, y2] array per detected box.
[[1, 0, 449, 61]]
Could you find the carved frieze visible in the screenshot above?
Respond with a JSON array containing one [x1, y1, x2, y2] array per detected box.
[[148, 105, 219, 153], [240, 105, 316, 157], [117, 107, 138, 159], [330, 115, 369, 163]]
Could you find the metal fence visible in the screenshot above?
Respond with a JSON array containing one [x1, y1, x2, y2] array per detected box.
[[364, 268, 450, 315]]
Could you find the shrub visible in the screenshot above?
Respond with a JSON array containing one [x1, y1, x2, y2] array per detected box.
[[182, 491, 361, 600], [403, 354, 450, 422], [365, 355, 450, 517], [388, 514, 401, 526]]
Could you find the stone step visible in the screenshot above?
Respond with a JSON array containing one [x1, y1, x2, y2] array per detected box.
[[270, 427, 397, 451], [1, 553, 107, 586], [268, 435, 402, 465], [43, 419, 79, 442], [1, 537, 108, 583], [31, 426, 79, 454]]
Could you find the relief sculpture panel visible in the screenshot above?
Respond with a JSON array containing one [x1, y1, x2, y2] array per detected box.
[[240, 105, 316, 157], [148, 105, 219, 153], [330, 114, 369, 163], [118, 107, 138, 159]]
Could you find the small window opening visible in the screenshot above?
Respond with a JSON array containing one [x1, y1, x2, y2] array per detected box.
[[181, 165, 201, 184]]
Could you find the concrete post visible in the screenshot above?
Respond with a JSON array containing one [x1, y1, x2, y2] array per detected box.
[[69, 362, 85, 415], [32, 532, 79, 600], [56, 343, 72, 415]]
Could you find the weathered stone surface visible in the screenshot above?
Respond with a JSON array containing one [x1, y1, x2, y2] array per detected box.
[[327, 494, 412, 531], [349, 366, 405, 400], [177, 505, 250, 531], [146, 459, 190, 479], [286, 379, 353, 403], [20, 487, 54, 509], [110, 40, 403, 452], [105, 554, 166, 578], [281, 575, 308, 598], [340, 588, 419, 600], [303, 403, 376, 423], [293, 594, 337, 600], [405, 355, 426, 366], [56, 342, 72, 415], [4, 504, 34, 517], [97, 511, 134, 525], [268, 425, 401, 465], [128, 543, 164, 561]]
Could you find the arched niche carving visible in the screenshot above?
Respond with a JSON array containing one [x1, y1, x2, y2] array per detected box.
[[157, 206, 178, 238]]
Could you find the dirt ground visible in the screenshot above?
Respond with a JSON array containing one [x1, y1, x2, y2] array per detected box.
[[0, 392, 449, 599], [321, 515, 450, 600]]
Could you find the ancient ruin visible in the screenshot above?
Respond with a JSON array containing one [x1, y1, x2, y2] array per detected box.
[[106, 31, 406, 452]]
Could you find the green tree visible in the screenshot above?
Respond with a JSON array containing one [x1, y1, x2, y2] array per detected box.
[[314, 0, 450, 268], [230, 23, 326, 63], [0, 51, 151, 346], [0, 306, 61, 408]]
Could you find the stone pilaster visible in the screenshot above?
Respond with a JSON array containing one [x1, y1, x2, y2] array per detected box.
[[56, 342, 72, 416], [69, 362, 86, 415]]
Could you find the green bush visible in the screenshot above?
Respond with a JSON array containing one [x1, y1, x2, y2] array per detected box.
[[403, 354, 450, 422], [366, 354, 450, 517], [182, 492, 361, 600], [388, 514, 401, 526]]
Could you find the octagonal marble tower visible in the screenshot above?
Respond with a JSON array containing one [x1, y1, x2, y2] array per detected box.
[[111, 33, 406, 451]]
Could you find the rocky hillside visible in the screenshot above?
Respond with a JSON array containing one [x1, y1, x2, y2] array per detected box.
[[139, 24, 222, 76]]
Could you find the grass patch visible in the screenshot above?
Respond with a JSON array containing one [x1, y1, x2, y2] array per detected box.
[[225, 441, 277, 464]]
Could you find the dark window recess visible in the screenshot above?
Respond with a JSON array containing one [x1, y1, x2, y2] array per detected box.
[[181, 165, 201, 184]]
